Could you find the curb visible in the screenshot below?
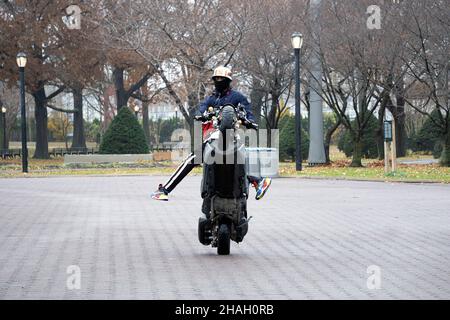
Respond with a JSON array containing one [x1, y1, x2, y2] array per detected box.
[[279, 175, 449, 185], [1, 172, 448, 184]]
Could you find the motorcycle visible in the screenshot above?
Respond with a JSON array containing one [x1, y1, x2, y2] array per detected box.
[[195, 104, 257, 255]]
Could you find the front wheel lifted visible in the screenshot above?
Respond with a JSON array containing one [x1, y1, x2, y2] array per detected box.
[[219, 105, 235, 131], [217, 223, 231, 255]]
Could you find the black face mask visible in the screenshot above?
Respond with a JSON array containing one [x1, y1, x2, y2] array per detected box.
[[214, 79, 231, 93]]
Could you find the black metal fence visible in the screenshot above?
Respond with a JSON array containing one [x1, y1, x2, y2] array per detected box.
[[50, 147, 98, 157], [0, 147, 99, 159]]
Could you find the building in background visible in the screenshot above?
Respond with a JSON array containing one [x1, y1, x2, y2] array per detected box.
[[148, 102, 179, 121]]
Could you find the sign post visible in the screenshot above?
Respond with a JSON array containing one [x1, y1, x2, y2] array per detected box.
[[384, 109, 397, 173]]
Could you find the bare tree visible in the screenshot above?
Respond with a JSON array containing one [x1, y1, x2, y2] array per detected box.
[[0, 0, 81, 158], [306, 0, 410, 166], [82, 0, 158, 111], [111, 0, 251, 128], [0, 81, 20, 149], [401, 0, 450, 166], [236, 0, 307, 135]]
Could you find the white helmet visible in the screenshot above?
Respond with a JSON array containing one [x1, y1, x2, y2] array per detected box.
[[212, 66, 232, 81]]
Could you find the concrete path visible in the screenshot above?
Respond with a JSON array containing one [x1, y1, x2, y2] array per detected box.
[[0, 176, 449, 299]]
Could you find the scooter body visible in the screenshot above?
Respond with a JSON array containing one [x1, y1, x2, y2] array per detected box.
[[197, 104, 255, 255]]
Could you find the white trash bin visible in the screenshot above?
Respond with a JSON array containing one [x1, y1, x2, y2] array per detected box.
[[246, 147, 279, 178]]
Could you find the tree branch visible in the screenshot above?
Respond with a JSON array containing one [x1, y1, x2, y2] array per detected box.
[[45, 86, 66, 101], [47, 104, 77, 113]]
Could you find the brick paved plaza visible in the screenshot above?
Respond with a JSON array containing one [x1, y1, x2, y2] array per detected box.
[[0, 175, 449, 299]]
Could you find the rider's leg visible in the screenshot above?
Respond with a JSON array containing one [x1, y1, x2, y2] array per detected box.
[[247, 175, 260, 186], [151, 153, 199, 200], [164, 153, 199, 193]]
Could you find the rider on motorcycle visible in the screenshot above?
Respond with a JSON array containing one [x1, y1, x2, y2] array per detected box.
[[151, 66, 272, 201]]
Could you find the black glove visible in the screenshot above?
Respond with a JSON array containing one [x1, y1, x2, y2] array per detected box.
[[194, 110, 210, 121], [247, 121, 258, 130], [243, 119, 258, 130]]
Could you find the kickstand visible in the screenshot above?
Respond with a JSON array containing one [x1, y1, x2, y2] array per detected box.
[[239, 216, 253, 226]]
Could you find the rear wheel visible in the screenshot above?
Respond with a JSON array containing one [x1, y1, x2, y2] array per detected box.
[[217, 223, 231, 255]]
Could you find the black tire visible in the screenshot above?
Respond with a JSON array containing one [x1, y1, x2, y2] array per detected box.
[[217, 223, 231, 255], [219, 106, 235, 131]]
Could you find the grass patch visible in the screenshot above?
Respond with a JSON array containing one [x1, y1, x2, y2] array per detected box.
[[0, 157, 203, 178], [1, 155, 448, 183], [279, 161, 450, 183]]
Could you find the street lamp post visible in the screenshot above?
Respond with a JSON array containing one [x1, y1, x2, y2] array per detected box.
[[1, 107, 6, 150], [16, 52, 28, 173], [134, 105, 140, 119], [292, 32, 304, 171]]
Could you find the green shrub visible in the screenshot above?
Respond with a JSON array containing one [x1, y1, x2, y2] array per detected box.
[[337, 115, 379, 159], [408, 110, 442, 158], [159, 117, 185, 143], [148, 117, 185, 145], [85, 118, 101, 143], [99, 107, 149, 154], [279, 114, 309, 161]]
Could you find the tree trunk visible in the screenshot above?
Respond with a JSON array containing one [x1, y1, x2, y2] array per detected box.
[[0, 111, 8, 149], [440, 130, 450, 167], [250, 84, 264, 126], [265, 93, 280, 148], [350, 137, 363, 167], [33, 87, 49, 159], [187, 91, 198, 151], [324, 119, 341, 163], [395, 80, 407, 157], [140, 85, 151, 145], [389, 99, 407, 158], [113, 67, 127, 110], [395, 108, 407, 157], [268, 94, 279, 129], [71, 86, 86, 149], [376, 106, 385, 160], [142, 100, 150, 145]]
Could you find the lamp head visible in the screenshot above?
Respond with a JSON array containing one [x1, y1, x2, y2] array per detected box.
[[291, 32, 303, 50], [16, 52, 27, 68]]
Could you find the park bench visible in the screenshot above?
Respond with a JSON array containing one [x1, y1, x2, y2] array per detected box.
[[0, 148, 22, 159], [51, 147, 98, 157], [68, 147, 88, 155], [151, 144, 176, 152]]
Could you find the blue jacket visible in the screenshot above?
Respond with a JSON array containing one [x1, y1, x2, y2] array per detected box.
[[198, 89, 255, 122]]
